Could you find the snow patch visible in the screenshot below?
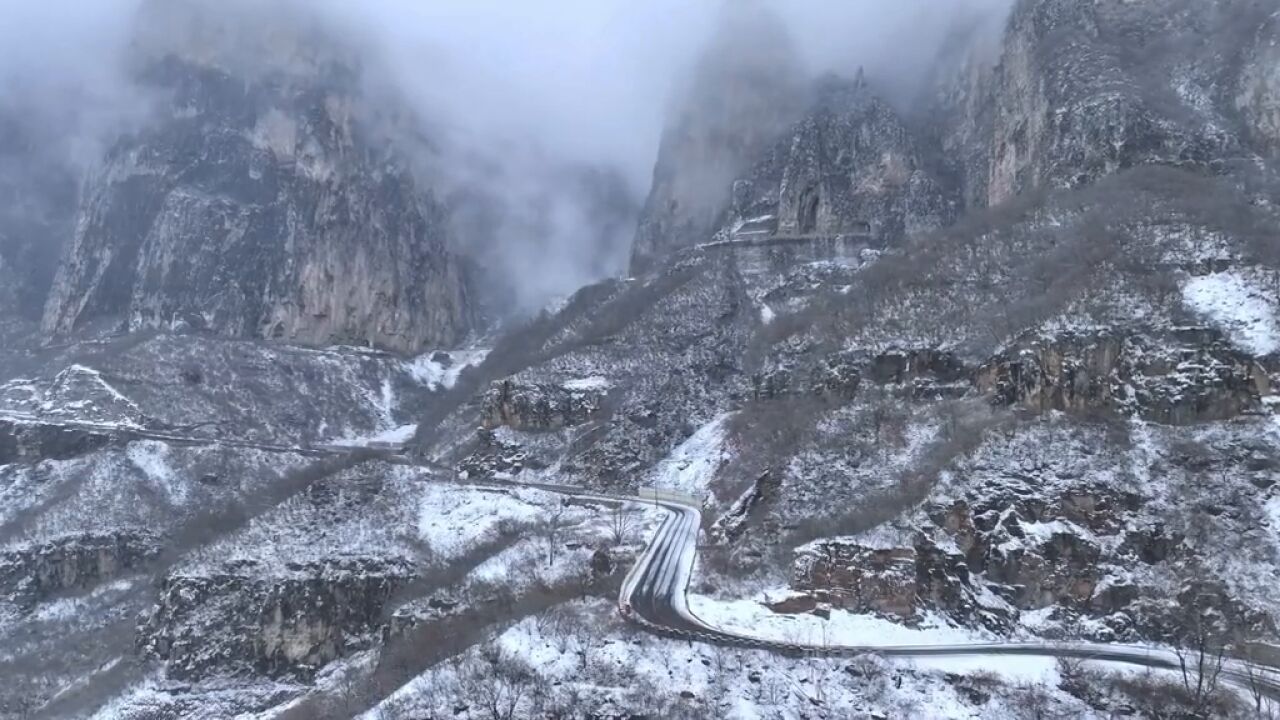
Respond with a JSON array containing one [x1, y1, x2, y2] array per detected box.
[[416, 485, 544, 560], [759, 303, 776, 325], [31, 579, 135, 623], [328, 423, 418, 448], [405, 348, 490, 391], [125, 441, 187, 506], [562, 376, 611, 392], [1182, 270, 1280, 356], [798, 524, 916, 553], [688, 593, 981, 649], [647, 413, 734, 498]]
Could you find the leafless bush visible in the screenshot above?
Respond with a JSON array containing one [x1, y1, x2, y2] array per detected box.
[[1238, 645, 1280, 720], [453, 642, 538, 720], [1109, 669, 1241, 720], [1008, 681, 1069, 720], [607, 502, 638, 547], [784, 400, 1006, 550], [540, 502, 569, 568], [720, 394, 837, 511]]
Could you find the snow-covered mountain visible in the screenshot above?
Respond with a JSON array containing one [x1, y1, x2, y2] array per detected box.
[[1, 0, 1278, 718]]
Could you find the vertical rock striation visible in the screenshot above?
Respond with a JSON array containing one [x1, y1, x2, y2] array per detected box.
[[40, 0, 472, 352], [629, 2, 806, 271]]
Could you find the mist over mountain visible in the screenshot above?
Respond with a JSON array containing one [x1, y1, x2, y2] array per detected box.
[[1, 1, 1278, 718], [0, 0, 1015, 326]]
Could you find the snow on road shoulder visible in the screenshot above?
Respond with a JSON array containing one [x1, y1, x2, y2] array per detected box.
[[327, 423, 418, 448], [687, 593, 1068, 684], [1182, 269, 1279, 356], [647, 413, 734, 498], [688, 592, 980, 649], [362, 599, 1094, 720]]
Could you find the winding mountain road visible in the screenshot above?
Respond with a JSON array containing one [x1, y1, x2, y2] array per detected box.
[[4, 409, 1278, 702], [619, 493, 1280, 700]]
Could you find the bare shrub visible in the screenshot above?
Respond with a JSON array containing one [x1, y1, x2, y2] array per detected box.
[[453, 642, 538, 720], [607, 502, 637, 547], [784, 400, 1006, 550], [1007, 682, 1067, 720]]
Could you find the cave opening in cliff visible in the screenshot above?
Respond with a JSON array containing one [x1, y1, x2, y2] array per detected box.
[[799, 186, 820, 234]]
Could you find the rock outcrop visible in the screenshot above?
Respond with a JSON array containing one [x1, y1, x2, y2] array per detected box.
[[1238, 11, 1280, 155], [976, 331, 1271, 424], [481, 378, 611, 432], [935, 0, 1276, 209], [0, 420, 114, 465], [630, 2, 805, 271], [138, 557, 415, 680], [40, 1, 472, 352], [793, 542, 920, 620], [725, 75, 956, 247], [754, 348, 968, 402], [0, 532, 158, 610]]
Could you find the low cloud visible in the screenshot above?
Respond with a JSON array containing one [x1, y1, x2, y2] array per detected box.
[[0, 0, 1016, 315]]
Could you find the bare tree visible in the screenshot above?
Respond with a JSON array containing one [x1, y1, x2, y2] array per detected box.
[[608, 502, 636, 547], [1009, 681, 1063, 720], [573, 612, 606, 672], [455, 644, 536, 720], [1237, 644, 1280, 720], [543, 503, 568, 569], [325, 669, 371, 720], [1175, 604, 1228, 716]]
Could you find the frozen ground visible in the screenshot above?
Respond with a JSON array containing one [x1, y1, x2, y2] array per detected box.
[[359, 599, 1107, 720], [645, 412, 734, 499], [1182, 268, 1280, 356], [404, 348, 490, 391]]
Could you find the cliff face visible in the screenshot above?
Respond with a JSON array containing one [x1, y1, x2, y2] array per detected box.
[[40, 1, 472, 352], [5, 0, 1280, 716], [0, 112, 79, 323], [629, 3, 806, 271], [1238, 11, 1280, 155], [725, 75, 957, 246], [937, 0, 1278, 209], [634, 0, 1280, 270]]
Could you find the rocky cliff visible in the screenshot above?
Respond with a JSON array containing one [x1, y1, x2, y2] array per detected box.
[[629, 2, 805, 271], [39, 1, 473, 353], [724, 74, 957, 247], [0, 111, 79, 323], [934, 0, 1279, 210], [1238, 10, 1280, 154], [4, 0, 1280, 716]]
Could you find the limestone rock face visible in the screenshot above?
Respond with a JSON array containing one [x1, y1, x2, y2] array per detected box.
[[629, 2, 805, 271], [793, 542, 920, 620], [481, 379, 610, 433], [937, 0, 1277, 208], [40, 2, 472, 352], [138, 557, 415, 680], [1238, 12, 1280, 155], [727, 76, 956, 246], [0, 533, 159, 611], [975, 331, 1271, 424]]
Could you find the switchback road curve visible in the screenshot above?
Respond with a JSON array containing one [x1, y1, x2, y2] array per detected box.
[[618, 493, 1280, 701], [3, 412, 1277, 702]]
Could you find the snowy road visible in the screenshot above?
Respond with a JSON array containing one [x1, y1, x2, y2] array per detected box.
[[7, 410, 1279, 699], [618, 494, 1280, 699]]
